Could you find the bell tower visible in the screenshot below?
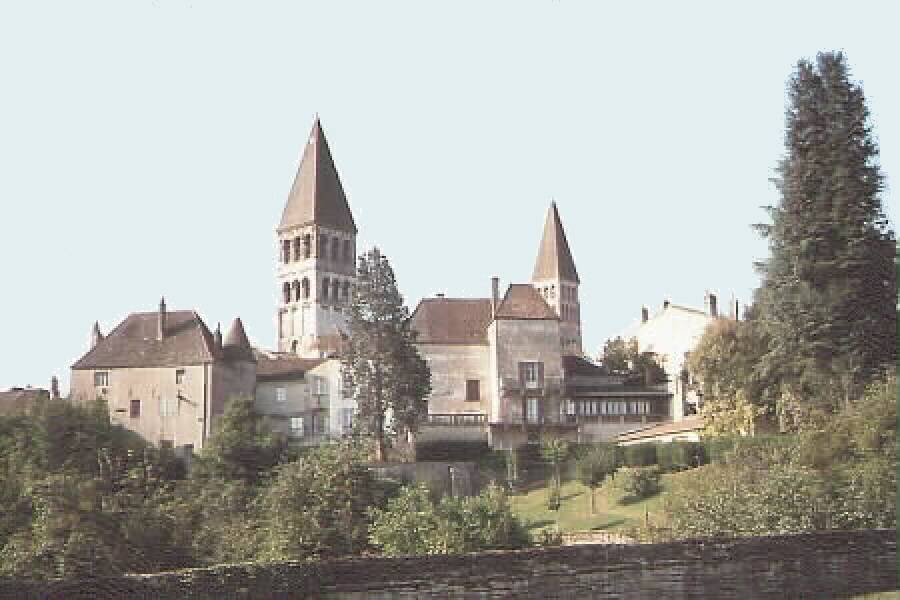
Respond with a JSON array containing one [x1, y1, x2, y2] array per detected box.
[[276, 118, 357, 357], [531, 202, 582, 356]]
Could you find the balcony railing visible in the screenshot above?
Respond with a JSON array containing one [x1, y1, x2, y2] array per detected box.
[[424, 413, 487, 426]]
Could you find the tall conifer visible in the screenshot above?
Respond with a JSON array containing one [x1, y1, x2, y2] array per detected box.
[[756, 52, 896, 410]]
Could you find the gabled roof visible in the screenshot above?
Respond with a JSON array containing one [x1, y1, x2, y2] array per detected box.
[[410, 298, 493, 345], [72, 310, 219, 369], [279, 118, 357, 234], [532, 202, 579, 284], [494, 284, 558, 320], [256, 356, 325, 381]]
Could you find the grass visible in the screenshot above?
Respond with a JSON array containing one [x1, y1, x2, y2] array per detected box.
[[508, 470, 692, 535]]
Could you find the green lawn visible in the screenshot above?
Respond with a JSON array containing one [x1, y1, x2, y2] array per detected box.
[[508, 470, 691, 534]]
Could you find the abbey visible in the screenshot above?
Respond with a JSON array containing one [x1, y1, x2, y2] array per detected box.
[[71, 117, 674, 452]]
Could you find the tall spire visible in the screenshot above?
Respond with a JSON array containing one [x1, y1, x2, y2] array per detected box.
[[532, 202, 579, 284], [279, 117, 357, 234]]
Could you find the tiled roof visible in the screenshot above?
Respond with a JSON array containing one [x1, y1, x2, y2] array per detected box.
[[0, 388, 50, 415], [223, 318, 255, 361], [616, 415, 705, 442], [532, 202, 579, 284], [494, 284, 558, 320], [279, 118, 357, 234], [71, 310, 218, 369], [256, 356, 325, 381], [410, 298, 493, 345]]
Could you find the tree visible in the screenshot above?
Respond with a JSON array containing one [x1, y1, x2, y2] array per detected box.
[[539, 435, 569, 511], [198, 395, 287, 484], [342, 247, 431, 462], [754, 52, 896, 417], [600, 336, 667, 384], [575, 444, 618, 514]]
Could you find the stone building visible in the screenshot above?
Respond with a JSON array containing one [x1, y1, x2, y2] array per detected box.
[[70, 299, 256, 453], [617, 292, 738, 420], [411, 203, 670, 449], [275, 118, 357, 358]]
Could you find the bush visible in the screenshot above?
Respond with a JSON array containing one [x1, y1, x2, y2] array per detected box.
[[623, 443, 657, 467], [415, 441, 491, 462], [615, 466, 661, 502], [656, 441, 706, 472]]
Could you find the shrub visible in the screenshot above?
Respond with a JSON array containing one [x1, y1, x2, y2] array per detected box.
[[415, 441, 491, 462], [655, 441, 705, 472], [623, 443, 657, 467], [615, 466, 661, 502]]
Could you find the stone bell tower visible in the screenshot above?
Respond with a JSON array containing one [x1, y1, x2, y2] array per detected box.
[[276, 118, 357, 358], [531, 202, 582, 356]]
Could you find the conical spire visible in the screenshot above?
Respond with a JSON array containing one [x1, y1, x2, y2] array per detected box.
[[224, 317, 251, 349], [279, 117, 357, 234], [532, 202, 579, 283]]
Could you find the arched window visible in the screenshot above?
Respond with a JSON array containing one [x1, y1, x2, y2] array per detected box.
[[301, 277, 310, 299], [332, 279, 340, 302], [319, 234, 329, 259], [342, 281, 351, 303], [282, 240, 291, 263], [293, 237, 302, 261], [322, 277, 330, 301], [291, 340, 298, 353], [303, 234, 311, 258], [331, 237, 340, 261], [343, 239, 353, 263], [282, 282, 291, 304], [292, 280, 301, 302]]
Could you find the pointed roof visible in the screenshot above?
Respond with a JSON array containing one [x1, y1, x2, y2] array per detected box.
[[531, 202, 579, 284], [223, 317, 255, 362], [494, 284, 559, 320], [279, 118, 357, 234]]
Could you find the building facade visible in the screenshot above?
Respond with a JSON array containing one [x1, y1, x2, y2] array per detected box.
[[70, 299, 257, 453]]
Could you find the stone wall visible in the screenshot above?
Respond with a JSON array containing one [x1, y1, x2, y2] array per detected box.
[[8, 530, 895, 599]]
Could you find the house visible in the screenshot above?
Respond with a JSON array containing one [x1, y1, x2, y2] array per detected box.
[[617, 293, 738, 420], [411, 204, 671, 449], [70, 300, 256, 453], [0, 379, 57, 416]]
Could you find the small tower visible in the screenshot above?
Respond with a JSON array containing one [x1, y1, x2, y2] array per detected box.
[[531, 202, 582, 356], [276, 117, 357, 358]]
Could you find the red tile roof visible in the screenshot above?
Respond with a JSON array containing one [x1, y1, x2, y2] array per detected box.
[[494, 284, 558, 320], [410, 298, 493, 344]]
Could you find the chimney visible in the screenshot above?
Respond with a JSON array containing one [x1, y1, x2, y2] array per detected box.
[[435, 292, 445, 298], [214, 322, 223, 350], [708, 293, 718, 318], [641, 306, 649, 323], [158, 297, 167, 340], [90, 321, 103, 349], [50, 376, 60, 400], [663, 299, 670, 310], [734, 298, 740, 321], [491, 277, 500, 317]]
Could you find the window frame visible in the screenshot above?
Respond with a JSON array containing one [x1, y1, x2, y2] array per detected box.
[[94, 371, 109, 387], [130, 398, 141, 418], [465, 379, 480, 402]]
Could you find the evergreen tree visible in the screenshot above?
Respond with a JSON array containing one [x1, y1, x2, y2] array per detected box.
[[755, 51, 896, 416], [342, 247, 431, 462]]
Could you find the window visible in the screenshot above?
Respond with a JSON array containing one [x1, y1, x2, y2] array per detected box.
[[322, 277, 330, 301], [275, 387, 287, 403], [303, 234, 311, 258], [319, 234, 329, 258], [332, 279, 340, 303], [282, 240, 291, 263], [526, 397, 539, 423], [290, 416, 304, 437], [465, 379, 480, 402], [331, 237, 340, 261], [283, 282, 291, 304], [293, 237, 302, 261], [159, 396, 178, 417], [293, 280, 302, 302], [130, 398, 141, 418], [312, 413, 327, 434], [302, 277, 310, 300], [341, 407, 354, 431], [94, 371, 109, 387], [175, 369, 185, 385], [313, 377, 328, 396], [160, 440, 174, 451], [342, 282, 351, 303], [521, 361, 541, 388], [343, 239, 353, 263], [566, 400, 577, 415]]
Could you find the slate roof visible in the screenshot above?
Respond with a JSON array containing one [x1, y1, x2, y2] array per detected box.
[[532, 202, 579, 284], [410, 298, 493, 345], [279, 118, 357, 234], [616, 415, 705, 443], [494, 284, 558, 320], [223, 318, 255, 362], [256, 356, 325, 381], [71, 310, 219, 369], [0, 388, 50, 415]]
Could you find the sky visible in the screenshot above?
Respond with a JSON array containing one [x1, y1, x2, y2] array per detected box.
[[0, 1, 897, 394]]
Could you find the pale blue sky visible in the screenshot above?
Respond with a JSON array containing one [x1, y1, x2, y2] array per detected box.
[[1, 1, 897, 393]]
